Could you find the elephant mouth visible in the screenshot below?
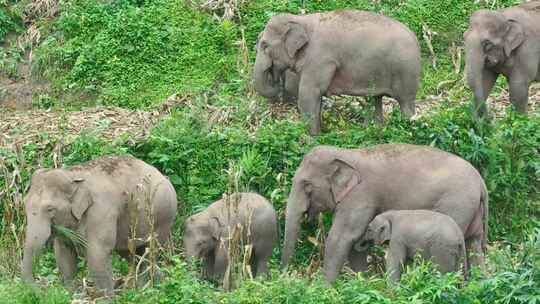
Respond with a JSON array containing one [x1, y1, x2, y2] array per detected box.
[[485, 57, 500, 68], [354, 240, 373, 252]]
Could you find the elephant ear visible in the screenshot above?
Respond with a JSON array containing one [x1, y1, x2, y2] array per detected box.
[[255, 31, 264, 51], [209, 217, 222, 240], [330, 158, 360, 204], [285, 22, 308, 58], [503, 19, 524, 57], [70, 178, 93, 221], [376, 218, 392, 244]]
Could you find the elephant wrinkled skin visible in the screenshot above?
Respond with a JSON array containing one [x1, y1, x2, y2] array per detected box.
[[21, 155, 178, 296], [362, 210, 468, 283], [183, 192, 278, 280], [465, 1, 540, 118], [282, 144, 488, 283], [253, 10, 421, 135]]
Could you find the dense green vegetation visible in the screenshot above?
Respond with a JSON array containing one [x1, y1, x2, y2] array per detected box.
[[0, 0, 539, 303]]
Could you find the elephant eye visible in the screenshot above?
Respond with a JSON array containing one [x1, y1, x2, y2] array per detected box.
[[46, 206, 56, 215], [260, 40, 268, 50], [304, 182, 313, 194]]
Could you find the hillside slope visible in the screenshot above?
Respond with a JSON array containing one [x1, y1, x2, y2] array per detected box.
[[0, 0, 539, 303]]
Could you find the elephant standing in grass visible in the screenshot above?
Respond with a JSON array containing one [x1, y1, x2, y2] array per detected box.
[[253, 10, 421, 135], [281, 144, 488, 283], [465, 1, 540, 118], [183, 192, 278, 280], [21, 155, 177, 297], [361, 210, 468, 283]]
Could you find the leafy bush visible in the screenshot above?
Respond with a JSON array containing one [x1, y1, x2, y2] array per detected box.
[[34, 0, 239, 107], [0, 282, 70, 304]]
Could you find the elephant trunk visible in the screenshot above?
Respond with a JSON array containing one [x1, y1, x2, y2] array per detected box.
[[465, 39, 488, 114], [253, 50, 280, 98], [281, 181, 308, 268], [21, 218, 51, 282]]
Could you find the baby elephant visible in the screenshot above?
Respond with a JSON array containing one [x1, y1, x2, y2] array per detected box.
[[362, 210, 468, 283], [184, 192, 278, 280]]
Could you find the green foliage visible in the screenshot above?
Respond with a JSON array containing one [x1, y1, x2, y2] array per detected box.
[[0, 2, 21, 43], [114, 228, 540, 304], [0, 282, 70, 304], [34, 0, 238, 107]]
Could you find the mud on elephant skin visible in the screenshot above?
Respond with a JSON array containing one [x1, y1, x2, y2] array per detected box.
[[253, 9, 421, 135], [362, 210, 469, 284], [282, 143, 488, 283], [465, 1, 540, 118], [183, 192, 278, 281], [21, 155, 178, 297]]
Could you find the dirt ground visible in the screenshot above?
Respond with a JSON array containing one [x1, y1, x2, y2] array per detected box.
[[0, 84, 539, 151]]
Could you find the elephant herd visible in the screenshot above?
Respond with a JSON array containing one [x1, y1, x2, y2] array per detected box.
[[19, 2, 540, 298], [22, 144, 488, 296], [253, 5, 540, 135]]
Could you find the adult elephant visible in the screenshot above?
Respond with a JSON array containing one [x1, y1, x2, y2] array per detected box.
[[253, 10, 421, 135], [465, 1, 540, 118], [21, 155, 178, 296], [281, 144, 488, 283]]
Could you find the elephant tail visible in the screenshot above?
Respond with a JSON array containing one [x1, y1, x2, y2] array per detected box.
[[461, 240, 469, 282], [480, 182, 489, 253]]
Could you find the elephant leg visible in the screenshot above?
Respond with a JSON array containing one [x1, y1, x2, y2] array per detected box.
[[386, 241, 406, 284], [465, 236, 486, 272], [395, 93, 416, 119], [322, 205, 375, 282], [202, 252, 216, 280], [87, 243, 114, 297], [86, 220, 117, 297], [255, 257, 269, 277], [508, 76, 529, 114], [213, 247, 228, 280], [347, 248, 369, 273], [54, 238, 77, 287], [430, 247, 457, 275], [298, 90, 322, 135], [297, 64, 336, 135], [251, 248, 271, 278]]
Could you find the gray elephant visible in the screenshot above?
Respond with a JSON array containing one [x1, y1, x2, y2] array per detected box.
[[22, 155, 178, 296], [253, 10, 421, 135], [465, 2, 540, 118], [361, 210, 468, 283], [183, 192, 278, 280], [282, 144, 488, 283]]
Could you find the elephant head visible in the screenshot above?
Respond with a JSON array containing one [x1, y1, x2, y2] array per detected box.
[[183, 214, 221, 260], [22, 169, 92, 282], [363, 215, 391, 246], [253, 14, 309, 99], [282, 146, 362, 267], [464, 10, 524, 105]]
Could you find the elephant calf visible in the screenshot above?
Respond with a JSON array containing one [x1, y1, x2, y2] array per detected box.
[[465, 1, 540, 118], [282, 144, 488, 283], [183, 192, 278, 280], [22, 155, 178, 296], [362, 210, 468, 283]]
